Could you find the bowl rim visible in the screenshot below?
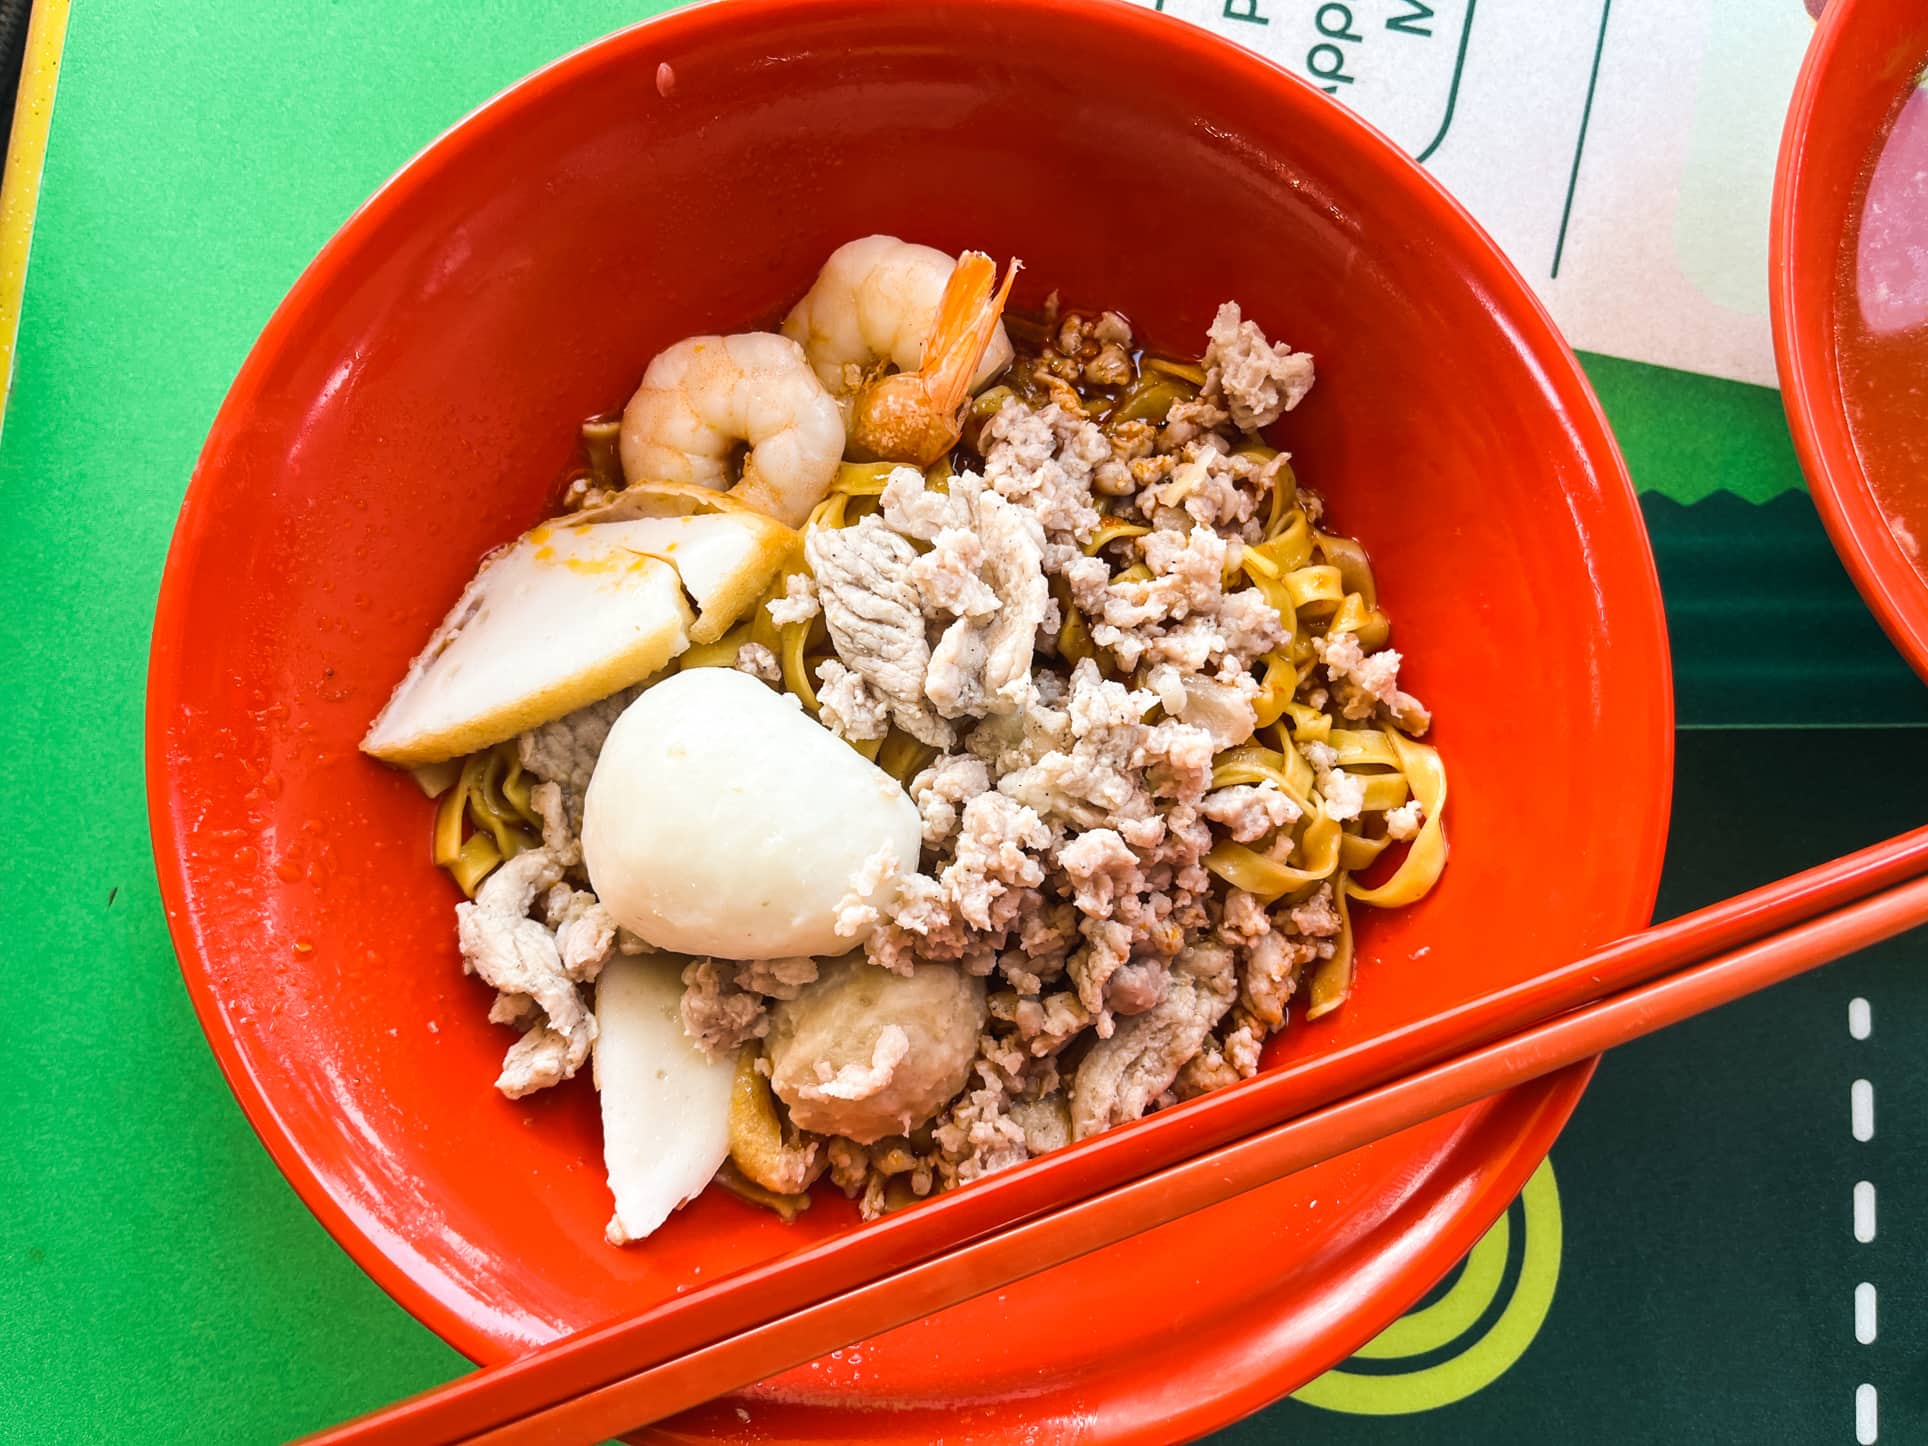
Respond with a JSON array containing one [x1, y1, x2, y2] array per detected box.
[[1771, 0, 1928, 683], [146, 0, 1673, 1430]]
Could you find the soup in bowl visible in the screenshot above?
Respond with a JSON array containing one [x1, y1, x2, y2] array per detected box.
[[1775, 0, 1928, 680]]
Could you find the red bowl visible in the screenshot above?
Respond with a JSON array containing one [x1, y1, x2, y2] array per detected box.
[[147, 0, 1672, 1438], [1774, 0, 1928, 681]]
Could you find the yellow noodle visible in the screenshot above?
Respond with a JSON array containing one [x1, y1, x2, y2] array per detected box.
[[466, 748, 538, 862], [1105, 375, 1191, 427], [1350, 607, 1392, 653], [1240, 547, 1281, 579], [1282, 564, 1344, 612], [432, 762, 475, 866], [876, 728, 939, 784], [1261, 459, 1298, 539], [1251, 653, 1296, 729], [1204, 842, 1300, 899], [1282, 701, 1331, 744], [1142, 355, 1208, 386], [1327, 729, 1401, 769], [1283, 743, 1319, 802], [431, 748, 535, 893], [1299, 810, 1342, 874], [1345, 733, 1447, 908], [1201, 772, 1282, 821], [713, 1160, 813, 1224], [1058, 601, 1095, 664], [748, 558, 798, 657], [1239, 562, 1296, 623], [832, 460, 901, 496], [769, 494, 863, 712], [679, 623, 752, 670], [1326, 592, 1375, 638], [1305, 885, 1356, 1019], [498, 748, 535, 822], [1210, 743, 1313, 809], [1339, 833, 1390, 873], [969, 386, 1015, 425], [1205, 810, 1341, 901], [470, 759, 521, 856], [780, 623, 820, 711], [1086, 519, 1151, 554], [805, 493, 849, 534], [475, 748, 514, 820], [1357, 773, 1410, 813], [1315, 532, 1377, 608], [728, 329, 1449, 1055], [1251, 513, 1314, 571], [450, 833, 502, 898]]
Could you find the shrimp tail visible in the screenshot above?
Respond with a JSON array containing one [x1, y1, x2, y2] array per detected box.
[[845, 252, 1019, 466], [919, 253, 1020, 419]]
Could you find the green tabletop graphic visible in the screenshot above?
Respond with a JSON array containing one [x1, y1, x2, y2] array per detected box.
[[3, 4, 1923, 1442]]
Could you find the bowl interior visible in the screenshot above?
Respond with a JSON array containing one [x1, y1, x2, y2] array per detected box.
[[1775, 0, 1928, 680], [149, 0, 1672, 1424]]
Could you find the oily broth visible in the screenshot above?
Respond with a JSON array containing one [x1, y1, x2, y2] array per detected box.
[[1836, 69, 1928, 566]]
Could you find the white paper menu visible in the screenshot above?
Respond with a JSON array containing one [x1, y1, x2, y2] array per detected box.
[[1134, 0, 1816, 387]]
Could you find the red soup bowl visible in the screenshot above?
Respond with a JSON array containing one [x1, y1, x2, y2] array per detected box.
[[1774, 0, 1928, 682], [148, 0, 1673, 1439]]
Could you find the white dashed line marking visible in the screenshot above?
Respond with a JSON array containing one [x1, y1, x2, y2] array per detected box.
[[1849, 1000, 1876, 1443], [1850, 997, 1872, 1040]]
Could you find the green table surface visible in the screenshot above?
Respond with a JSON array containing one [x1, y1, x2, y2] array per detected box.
[[6, 4, 1925, 1442]]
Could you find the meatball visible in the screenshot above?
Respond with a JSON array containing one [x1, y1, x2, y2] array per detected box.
[[583, 670, 921, 960], [765, 953, 986, 1143]]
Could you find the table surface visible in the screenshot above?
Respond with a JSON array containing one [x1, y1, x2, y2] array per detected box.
[[5, 4, 1925, 1442]]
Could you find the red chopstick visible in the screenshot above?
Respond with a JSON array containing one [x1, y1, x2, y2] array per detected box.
[[300, 827, 1928, 1445], [479, 866, 1928, 1445]]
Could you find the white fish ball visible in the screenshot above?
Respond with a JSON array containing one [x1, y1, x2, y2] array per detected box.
[[582, 669, 920, 960]]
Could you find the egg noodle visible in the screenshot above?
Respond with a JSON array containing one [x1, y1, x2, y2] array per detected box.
[[740, 339, 1447, 1020], [426, 325, 1444, 1025], [417, 742, 545, 897]]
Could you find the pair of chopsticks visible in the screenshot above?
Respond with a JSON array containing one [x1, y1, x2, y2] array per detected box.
[[305, 825, 1928, 1445]]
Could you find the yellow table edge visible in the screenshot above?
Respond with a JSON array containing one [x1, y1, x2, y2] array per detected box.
[[0, 0, 72, 441]]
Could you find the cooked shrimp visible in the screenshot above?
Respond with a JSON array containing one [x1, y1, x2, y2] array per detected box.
[[845, 252, 1019, 466], [620, 332, 844, 527], [782, 234, 1016, 402]]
